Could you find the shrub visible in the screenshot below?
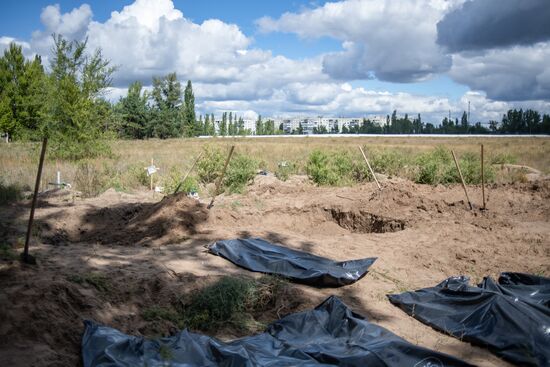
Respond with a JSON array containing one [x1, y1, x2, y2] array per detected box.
[[306, 149, 369, 186], [0, 181, 23, 205], [370, 149, 410, 177], [224, 154, 258, 193], [73, 161, 108, 197], [414, 147, 494, 185], [490, 152, 518, 165], [197, 146, 225, 184], [67, 272, 111, 293], [163, 166, 199, 194], [275, 161, 297, 181]]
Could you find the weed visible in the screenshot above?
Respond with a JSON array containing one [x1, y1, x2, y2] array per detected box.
[[158, 344, 173, 362], [0, 243, 18, 260], [307, 149, 369, 186], [197, 146, 225, 184], [490, 152, 518, 165], [67, 272, 111, 293], [142, 306, 180, 324], [162, 166, 199, 194], [224, 154, 258, 194], [0, 181, 23, 205], [275, 161, 297, 181], [182, 276, 286, 332], [73, 161, 108, 197]]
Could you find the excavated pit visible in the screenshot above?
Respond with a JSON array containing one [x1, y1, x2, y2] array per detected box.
[[328, 208, 406, 233]]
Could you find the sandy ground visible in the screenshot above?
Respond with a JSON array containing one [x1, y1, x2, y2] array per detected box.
[[1, 175, 549, 366]]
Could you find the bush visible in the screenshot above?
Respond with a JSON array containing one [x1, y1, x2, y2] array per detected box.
[[275, 161, 297, 181], [490, 152, 518, 165], [183, 276, 285, 331], [163, 166, 199, 195], [197, 146, 225, 184], [224, 154, 258, 193], [306, 149, 369, 186], [0, 181, 23, 205], [73, 161, 108, 197], [414, 147, 494, 185], [370, 149, 410, 177]]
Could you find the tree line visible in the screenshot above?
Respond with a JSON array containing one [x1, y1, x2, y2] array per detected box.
[[1, 37, 549, 160]]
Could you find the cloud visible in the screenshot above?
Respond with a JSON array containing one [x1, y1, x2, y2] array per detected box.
[[257, 0, 457, 83], [449, 42, 550, 101], [437, 0, 550, 52], [31, 3, 92, 57]]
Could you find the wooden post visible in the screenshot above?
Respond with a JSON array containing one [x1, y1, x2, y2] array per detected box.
[[481, 144, 486, 210], [174, 151, 203, 194], [359, 146, 381, 190], [22, 137, 47, 264], [451, 150, 473, 210], [208, 146, 235, 209]]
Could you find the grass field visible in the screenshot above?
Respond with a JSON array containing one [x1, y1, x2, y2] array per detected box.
[[1, 136, 549, 198]]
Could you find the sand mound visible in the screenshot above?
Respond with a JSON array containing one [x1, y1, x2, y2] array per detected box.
[[39, 192, 208, 246]]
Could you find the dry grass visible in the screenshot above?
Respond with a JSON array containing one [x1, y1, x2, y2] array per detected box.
[[1, 136, 549, 195]]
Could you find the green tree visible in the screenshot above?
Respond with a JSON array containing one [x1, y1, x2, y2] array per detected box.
[[182, 80, 196, 137], [220, 112, 227, 136], [44, 35, 115, 159], [115, 81, 149, 139], [0, 43, 46, 140], [151, 72, 182, 138], [255, 115, 263, 135]]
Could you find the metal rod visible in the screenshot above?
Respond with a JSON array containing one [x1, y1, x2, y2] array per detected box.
[[23, 137, 47, 263], [208, 146, 235, 209], [481, 144, 486, 210], [359, 146, 381, 190], [174, 151, 203, 194], [451, 150, 473, 210]]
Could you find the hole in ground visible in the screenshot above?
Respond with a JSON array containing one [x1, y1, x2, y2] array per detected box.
[[328, 208, 405, 233]]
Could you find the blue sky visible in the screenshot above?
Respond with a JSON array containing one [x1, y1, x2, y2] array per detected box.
[[0, 0, 549, 122]]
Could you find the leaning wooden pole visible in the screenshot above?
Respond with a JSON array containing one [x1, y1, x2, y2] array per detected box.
[[451, 150, 473, 210], [174, 152, 203, 194], [208, 146, 235, 209], [359, 146, 381, 190], [22, 137, 47, 263], [481, 144, 486, 210]]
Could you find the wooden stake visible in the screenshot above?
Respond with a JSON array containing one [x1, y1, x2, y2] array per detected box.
[[174, 151, 203, 194], [208, 146, 235, 209], [451, 150, 473, 210], [359, 146, 381, 190], [481, 144, 486, 210], [22, 137, 47, 264]]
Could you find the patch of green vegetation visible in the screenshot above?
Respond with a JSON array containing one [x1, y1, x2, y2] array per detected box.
[[0, 243, 18, 260], [197, 146, 225, 184], [306, 149, 370, 186], [414, 147, 494, 185], [142, 306, 180, 324], [67, 272, 111, 293], [158, 344, 173, 362], [370, 149, 410, 177], [182, 276, 285, 332], [0, 181, 23, 205], [275, 161, 297, 181], [489, 152, 518, 165], [163, 166, 199, 195], [224, 154, 258, 194]]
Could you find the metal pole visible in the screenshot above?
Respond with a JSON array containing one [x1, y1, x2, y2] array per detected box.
[[208, 146, 235, 209], [22, 137, 47, 263], [481, 144, 486, 210], [451, 150, 473, 210], [359, 146, 381, 189]]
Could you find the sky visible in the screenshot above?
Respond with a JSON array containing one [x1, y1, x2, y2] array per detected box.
[[1, 0, 549, 123]]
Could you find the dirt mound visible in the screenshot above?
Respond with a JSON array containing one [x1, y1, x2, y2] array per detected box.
[[39, 192, 209, 246]]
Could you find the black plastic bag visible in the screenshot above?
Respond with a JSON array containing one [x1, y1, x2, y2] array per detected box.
[[388, 273, 550, 367], [208, 238, 376, 287], [82, 296, 473, 367]]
